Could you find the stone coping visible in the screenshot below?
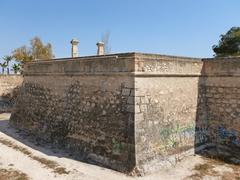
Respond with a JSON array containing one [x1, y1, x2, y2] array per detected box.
[[30, 52, 201, 62]]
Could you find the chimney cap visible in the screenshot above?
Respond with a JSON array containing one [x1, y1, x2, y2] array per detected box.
[[96, 41, 104, 46], [71, 39, 79, 44]]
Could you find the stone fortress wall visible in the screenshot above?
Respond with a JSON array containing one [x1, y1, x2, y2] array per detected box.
[[197, 57, 240, 161], [10, 53, 137, 173], [133, 54, 203, 173], [0, 52, 239, 175]]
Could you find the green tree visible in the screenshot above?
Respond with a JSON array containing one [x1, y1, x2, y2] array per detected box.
[[213, 27, 240, 57], [3, 55, 13, 74], [12, 36, 54, 64], [12, 63, 21, 74]]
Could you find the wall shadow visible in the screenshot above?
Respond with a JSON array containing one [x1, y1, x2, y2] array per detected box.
[[0, 118, 73, 157], [195, 60, 240, 165]]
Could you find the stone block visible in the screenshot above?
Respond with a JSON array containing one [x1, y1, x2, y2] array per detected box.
[[122, 88, 130, 96]]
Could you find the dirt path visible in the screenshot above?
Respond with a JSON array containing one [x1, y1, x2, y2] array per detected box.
[[0, 113, 239, 180]]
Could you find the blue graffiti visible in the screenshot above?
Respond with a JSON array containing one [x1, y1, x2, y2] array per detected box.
[[218, 127, 240, 146], [218, 127, 237, 138], [195, 127, 209, 144]]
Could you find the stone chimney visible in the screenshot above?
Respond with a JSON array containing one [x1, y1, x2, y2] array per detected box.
[[96, 42, 105, 55], [71, 39, 79, 57]]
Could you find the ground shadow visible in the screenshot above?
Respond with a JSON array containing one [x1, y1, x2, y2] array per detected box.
[[0, 116, 106, 170], [0, 118, 70, 157]]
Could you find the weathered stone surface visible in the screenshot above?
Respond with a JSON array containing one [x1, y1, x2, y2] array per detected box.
[[195, 58, 240, 163], [135, 77, 198, 173], [10, 78, 135, 172]]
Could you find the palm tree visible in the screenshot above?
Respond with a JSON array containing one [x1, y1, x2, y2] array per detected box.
[[0, 62, 7, 74], [0, 62, 4, 74], [3, 55, 13, 74]]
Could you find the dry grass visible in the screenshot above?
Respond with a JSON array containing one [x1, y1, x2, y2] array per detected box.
[[0, 168, 29, 180], [186, 157, 240, 180], [0, 137, 69, 175], [194, 163, 215, 175]]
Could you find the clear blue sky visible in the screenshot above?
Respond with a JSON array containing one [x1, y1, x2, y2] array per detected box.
[[0, 0, 239, 61]]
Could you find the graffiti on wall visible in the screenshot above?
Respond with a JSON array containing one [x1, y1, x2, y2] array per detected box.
[[217, 126, 240, 147], [195, 126, 209, 145], [150, 122, 195, 156]]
